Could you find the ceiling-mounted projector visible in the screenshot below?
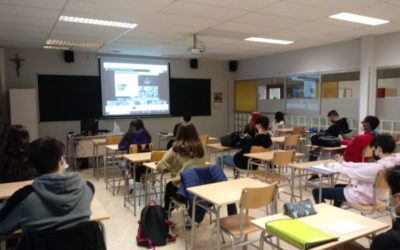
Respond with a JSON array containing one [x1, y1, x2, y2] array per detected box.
[[188, 34, 205, 54]]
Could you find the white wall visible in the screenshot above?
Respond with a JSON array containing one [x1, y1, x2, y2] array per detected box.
[[376, 32, 400, 67], [3, 48, 234, 145], [236, 39, 360, 80]]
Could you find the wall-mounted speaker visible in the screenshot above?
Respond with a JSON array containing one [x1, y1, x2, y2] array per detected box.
[[229, 60, 237, 72], [64, 50, 74, 63], [190, 58, 198, 69]]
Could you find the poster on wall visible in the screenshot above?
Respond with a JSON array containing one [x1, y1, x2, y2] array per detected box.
[[213, 92, 223, 103], [258, 85, 266, 100]]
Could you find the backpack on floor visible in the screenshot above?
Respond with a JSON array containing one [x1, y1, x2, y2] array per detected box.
[[137, 201, 177, 249]]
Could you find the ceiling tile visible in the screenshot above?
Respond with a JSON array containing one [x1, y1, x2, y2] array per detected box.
[[287, 0, 380, 11], [161, 1, 246, 20], [0, 0, 67, 10], [183, 0, 279, 11], [258, 1, 337, 21], [292, 21, 353, 34], [267, 29, 319, 41], [0, 4, 60, 19], [140, 13, 222, 29], [352, 3, 400, 21], [235, 13, 305, 28], [212, 21, 278, 35]]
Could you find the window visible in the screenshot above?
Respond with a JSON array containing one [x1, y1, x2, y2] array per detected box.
[[321, 72, 359, 99], [377, 68, 400, 98], [286, 75, 319, 99]]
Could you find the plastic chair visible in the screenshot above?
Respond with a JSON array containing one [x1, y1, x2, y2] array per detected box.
[[199, 134, 210, 145], [219, 183, 279, 250]]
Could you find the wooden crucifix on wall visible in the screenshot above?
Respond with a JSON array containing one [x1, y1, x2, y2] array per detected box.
[[9, 54, 25, 77]]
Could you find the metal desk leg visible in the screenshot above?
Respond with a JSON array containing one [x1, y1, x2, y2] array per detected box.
[[215, 206, 222, 250], [159, 173, 165, 206], [290, 168, 295, 202], [190, 196, 197, 250], [93, 144, 96, 177], [104, 148, 109, 184], [318, 173, 323, 203]]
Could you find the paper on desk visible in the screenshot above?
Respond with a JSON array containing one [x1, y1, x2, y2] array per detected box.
[[324, 220, 365, 235], [306, 164, 337, 175]]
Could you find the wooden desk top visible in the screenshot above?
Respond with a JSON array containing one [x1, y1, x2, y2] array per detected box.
[[207, 143, 235, 151], [105, 144, 119, 151], [90, 196, 110, 221], [0, 180, 33, 199], [271, 136, 285, 143], [244, 150, 281, 161], [92, 138, 106, 146], [275, 128, 293, 133], [187, 178, 269, 206], [289, 159, 334, 170], [143, 161, 212, 171], [252, 203, 389, 250], [123, 152, 152, 163], [306, 144, 347, 152]]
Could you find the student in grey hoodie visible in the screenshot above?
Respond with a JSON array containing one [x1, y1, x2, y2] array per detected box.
[[0, 137, 94, 234]]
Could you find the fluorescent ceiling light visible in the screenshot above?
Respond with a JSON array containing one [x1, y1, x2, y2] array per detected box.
[[59, 15, 137, 29], [329, 12, 388, 26], [245, 37, 293, 45], [43, 45, 70, 50], [45, 39, 103, 49]]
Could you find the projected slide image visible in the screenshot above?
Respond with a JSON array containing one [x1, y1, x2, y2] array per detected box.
[[101, 59, 170, 116], [115, 72, 138, 97]]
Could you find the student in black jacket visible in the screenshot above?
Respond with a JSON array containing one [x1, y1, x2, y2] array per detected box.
[[233, 116, 272, 170], [323, 110, 350, 137], [167, 113, 191, 149], [370, 165, 400, 250]]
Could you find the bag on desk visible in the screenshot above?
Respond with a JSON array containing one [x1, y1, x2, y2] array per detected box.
[[283, 199, 317, 219], [311, 133, 341, 147], [220, 132, 241, 147]]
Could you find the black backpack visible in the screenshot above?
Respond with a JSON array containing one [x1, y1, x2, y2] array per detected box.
[[311, 133, 341, 147], [137, 201, 177, 248]]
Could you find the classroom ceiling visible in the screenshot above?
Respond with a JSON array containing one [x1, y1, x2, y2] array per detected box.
[[1, 0, 400, 60]]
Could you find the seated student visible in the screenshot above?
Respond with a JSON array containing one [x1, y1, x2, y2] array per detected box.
[[156, 122, 206, 212], [323, 110, 350, 137], [312, 134, 400, 207], [0, 137, 94, 234], [370, 165, 400, 249], [118, 118, 152, 182], [118, 118, 151, 151], [219, 116, 272, 176], [167, 112, 191, 149], [270, 111, 285, 136], [341, 115, 380, 163], [0, 125, 36, 183], [243, 111, 262, 138]]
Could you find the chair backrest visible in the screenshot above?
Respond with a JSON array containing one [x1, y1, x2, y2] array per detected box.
[[129, 143, 154, 153], [374, 170, 389, 189], [272, 150, 295, 166], [151, 150, 166, 162], [283, 134, 300, 147], [17, 221, 106, 250], [292, 126, 304, 135], [240, 183, 278, 210], [199, 134, 209, 145], [106, 135, 122, 145], [250, 146, 271, 153], [362, 146, 373, 162]]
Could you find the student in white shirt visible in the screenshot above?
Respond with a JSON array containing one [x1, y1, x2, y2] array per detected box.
[[270, 111, 285, 136]]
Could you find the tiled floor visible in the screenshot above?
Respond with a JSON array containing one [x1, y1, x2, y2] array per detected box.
[[81, 163, 392, 250]]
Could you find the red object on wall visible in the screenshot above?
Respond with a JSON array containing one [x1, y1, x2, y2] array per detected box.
[[377, 88, 385, 98]]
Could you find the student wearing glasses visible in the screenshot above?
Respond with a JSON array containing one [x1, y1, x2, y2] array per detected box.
[[312, 134, 400, 207]]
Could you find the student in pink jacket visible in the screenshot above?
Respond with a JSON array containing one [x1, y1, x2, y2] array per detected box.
[[312, 134, 400, 207]]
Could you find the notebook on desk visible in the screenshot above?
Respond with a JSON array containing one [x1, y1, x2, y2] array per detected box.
[[306, 164, 337, 175], [266, 219, 338, 250]]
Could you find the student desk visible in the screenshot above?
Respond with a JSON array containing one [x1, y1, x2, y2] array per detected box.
[[275, 128, 294, 134], [92, 138, 106, 180], [187, 177, 269, 250], [288, 159, 335, 203], [251, 203, 390, 250], [306, 144, 347, 159], [206, 142, 238, 162], [158, 132, 174, 149], [123, 152, 152, 216], [0, 180, 34, 200]]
